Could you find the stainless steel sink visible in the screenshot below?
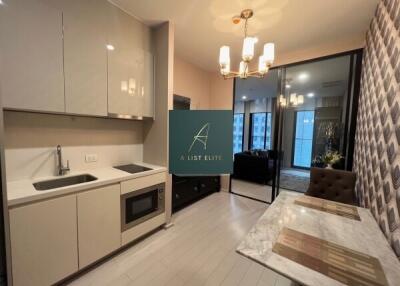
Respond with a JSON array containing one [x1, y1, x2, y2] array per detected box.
[[33, 174, 98, 191]]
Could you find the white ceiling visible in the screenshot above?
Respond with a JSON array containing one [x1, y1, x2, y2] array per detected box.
[[111, 0, 377, 72]]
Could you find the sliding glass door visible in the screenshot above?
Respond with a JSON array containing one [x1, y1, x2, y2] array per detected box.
[[276, 51, 363, 195], [230, 50, 363, 203], [230, 69, 279, 203]]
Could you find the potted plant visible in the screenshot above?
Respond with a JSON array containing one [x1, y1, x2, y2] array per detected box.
[[321, 150, 342, 169]]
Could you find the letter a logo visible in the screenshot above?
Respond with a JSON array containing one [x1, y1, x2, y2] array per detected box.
[[188, 123, 210, 152]]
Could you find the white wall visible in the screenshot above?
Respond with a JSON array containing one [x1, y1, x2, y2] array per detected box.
[[209, 73, 234, 192], [143, 22, 174, 223], [174, 57, 211, 109], [210, 72, 234, 110]]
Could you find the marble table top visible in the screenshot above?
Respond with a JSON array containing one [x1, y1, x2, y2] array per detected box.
[[237, 191, 400, 286]]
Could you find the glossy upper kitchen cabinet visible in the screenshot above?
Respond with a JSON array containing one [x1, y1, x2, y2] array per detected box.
[[143, 52, 155, 117], [62, 0, 108, 116], [9, 195, 78, 286], [107, 4, 154, 118], [77, 184, 121, 268], [0, 0, 65, 112]]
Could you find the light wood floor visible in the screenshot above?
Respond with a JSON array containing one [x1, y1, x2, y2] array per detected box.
[[67, 192, 293, 286]]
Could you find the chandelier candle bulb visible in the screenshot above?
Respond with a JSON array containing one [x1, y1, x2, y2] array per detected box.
[[290, 93, 297, 103], [258, 56, 268, 74], [263, 43, 275, 65], [219, 46, 230, 67], [221, 62, 230, 75], [279, 95, 287, 106], [242, 37, 255, 62], [239, 61, 248, 78]]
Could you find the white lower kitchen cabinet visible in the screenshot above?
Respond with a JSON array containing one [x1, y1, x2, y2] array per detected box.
[[9, 195, 78, 286], [77, 184, 121, 268]]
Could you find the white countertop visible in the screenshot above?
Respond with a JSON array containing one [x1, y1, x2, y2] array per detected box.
[[236, 191, 400, 286], [7, 162, 167, 207]]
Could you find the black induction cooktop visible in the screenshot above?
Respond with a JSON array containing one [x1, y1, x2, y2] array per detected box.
[[113, 164, 152, 174]]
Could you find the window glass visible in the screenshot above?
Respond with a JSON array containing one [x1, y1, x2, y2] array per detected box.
[[293, 111, 315, 168], [251, 113, 272, 150], [233, 113, 244, 154], [251, 113, 266, 149]]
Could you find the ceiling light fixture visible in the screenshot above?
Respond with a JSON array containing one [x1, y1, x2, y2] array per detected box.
[[242, 95, 247, 100], [307, 92, 314, 98], [219, 9, 275, 79], [106, 44, 115, 51]]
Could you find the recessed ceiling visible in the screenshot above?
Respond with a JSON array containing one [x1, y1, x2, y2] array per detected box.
[[110, 0, 377, 72]]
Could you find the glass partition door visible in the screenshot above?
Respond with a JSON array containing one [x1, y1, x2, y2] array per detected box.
[[276, 52, 362, 196], [230, 50, 363, 203], [230, 69, 280, 203]]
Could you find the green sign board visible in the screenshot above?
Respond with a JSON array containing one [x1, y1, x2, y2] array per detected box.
[[169, 110, 233, 174]]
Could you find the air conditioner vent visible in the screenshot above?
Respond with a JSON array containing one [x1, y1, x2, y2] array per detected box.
[[321, 80, 343, 88]]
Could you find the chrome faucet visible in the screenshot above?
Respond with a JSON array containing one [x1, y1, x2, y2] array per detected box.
[[56, 145, 70, 176]]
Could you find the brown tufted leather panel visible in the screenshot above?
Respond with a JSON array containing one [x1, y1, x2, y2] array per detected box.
[[306, 167, 357, 206]]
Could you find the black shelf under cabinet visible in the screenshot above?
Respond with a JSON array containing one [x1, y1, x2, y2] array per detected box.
[[172, 175, 220, 213]]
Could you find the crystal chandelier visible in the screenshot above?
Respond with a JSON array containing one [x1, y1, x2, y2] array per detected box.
[[218, 9, 275, 79]]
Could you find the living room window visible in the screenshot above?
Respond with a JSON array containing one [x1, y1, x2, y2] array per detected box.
[[292, 111, 315, 168], [250, 112, 272, 150], [233, 113, 244, 154]]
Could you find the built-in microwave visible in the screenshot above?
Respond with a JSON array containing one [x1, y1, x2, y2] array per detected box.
[[121, 183, 165, 232]]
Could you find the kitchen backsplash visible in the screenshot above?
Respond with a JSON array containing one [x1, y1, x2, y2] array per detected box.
[[3, 111, 144, 181]]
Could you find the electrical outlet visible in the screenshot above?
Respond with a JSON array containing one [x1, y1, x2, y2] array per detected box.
[[85, 154, 98, 163]]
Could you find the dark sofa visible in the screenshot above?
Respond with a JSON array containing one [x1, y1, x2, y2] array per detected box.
[[233, 150, 274, 184]]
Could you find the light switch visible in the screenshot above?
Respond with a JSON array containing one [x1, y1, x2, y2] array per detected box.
[[85, 154, 98, 163]]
